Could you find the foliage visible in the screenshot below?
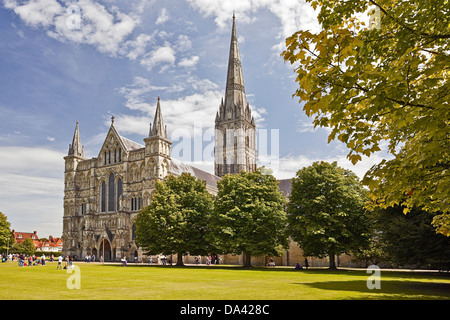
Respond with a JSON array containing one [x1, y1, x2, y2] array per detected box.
[[282, 0, 450, 235], [212, 169, 288, 267], [287, 161, 371, 269], [135, 173, 214, 266], [351, 239, 389, 268], [371, 205, 450, 270], [14, 238, 36, 256], [0, 212, 13, 252]]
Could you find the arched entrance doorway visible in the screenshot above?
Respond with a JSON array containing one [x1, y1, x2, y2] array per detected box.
[[92, 248, 98, 259], [99, 239, 112, 261]]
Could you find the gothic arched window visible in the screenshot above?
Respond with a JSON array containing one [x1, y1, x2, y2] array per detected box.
[[132, 223, 136, 241], [117, 178, 123, 210], [108, 173, 115, 212], [131, 196, 136, 211], [101, 181, 106, 212]]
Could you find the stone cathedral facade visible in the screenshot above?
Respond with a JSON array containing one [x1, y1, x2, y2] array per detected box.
[[61, 16, 254, 263], [62, 98, 221, 261], [62, 16, 359, 267]]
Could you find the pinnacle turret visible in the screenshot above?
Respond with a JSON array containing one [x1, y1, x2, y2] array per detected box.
[[149, 97, 167, 139], [68, 121, 85, 158]]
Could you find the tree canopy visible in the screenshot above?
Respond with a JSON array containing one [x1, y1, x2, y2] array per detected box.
[[282, 0, 450, 235], [15, 238, 36, 256], [135, 173, 214, 266], [287, 161, 371, 269], [212, 169, 288, 267], [0, 212, 13, 253], [371, 205, 450, 270]]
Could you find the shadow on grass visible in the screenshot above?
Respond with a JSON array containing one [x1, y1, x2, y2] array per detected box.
[[300, 280, 450, 300]]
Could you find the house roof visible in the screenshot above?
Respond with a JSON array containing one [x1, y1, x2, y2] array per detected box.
[[37, 236, 63, 249], [13, 231, 40, 247], [13, 231, 38, 240]]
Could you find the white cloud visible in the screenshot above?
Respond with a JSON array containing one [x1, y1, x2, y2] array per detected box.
[[0, 146, 64, 177], [186, 0, 320, 53], [4, 0, 63, 28], [0, 146, 65, 236], [140, 43, 176, 71], [118, 76, 169, 113], [155, 7, 169, 25], [116, 89, 222, 137], [251, 105, 267, 127], [120, 32, 155, 60], [176, 35, 192, 52], [4, 0, 144, 57], [186, 0, 319, 34], [296, 118, 332, 134], [113, 114, 152, 137], [265, 151, 389, 181], [178, 55, 199, 68], [185, 0, 256, 29], [54, 0, 138, 55]]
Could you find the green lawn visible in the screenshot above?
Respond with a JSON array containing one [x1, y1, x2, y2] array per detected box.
[[0, 261, 449, 300]]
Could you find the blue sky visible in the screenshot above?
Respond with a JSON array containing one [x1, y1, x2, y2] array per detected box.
[[0, 0, 388, 237]]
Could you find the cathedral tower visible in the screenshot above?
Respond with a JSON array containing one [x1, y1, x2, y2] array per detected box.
[[215, 14, 257, 177], [144, 97, 172, 180], [64, 121, 85, 191]]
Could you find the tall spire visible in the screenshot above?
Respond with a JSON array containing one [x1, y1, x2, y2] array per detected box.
[[68, 121, 85, 158], [214, 15, 257, 177], [224, 14, 247, 117], [149, 97, 167, 138]]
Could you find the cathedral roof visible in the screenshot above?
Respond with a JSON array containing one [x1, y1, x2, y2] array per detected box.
[[119, 135, 144, 151], [170, 158, 221, 191]]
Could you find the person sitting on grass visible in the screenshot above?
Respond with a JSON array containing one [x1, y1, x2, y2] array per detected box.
[[295, 263, 303, 270]]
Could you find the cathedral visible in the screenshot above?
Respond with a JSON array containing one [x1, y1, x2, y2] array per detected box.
[[62, 15, 259, 263], [62, 16, 357, 267]]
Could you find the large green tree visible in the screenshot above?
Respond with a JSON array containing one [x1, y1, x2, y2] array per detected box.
[[212, 169, 288, 267], [282, 0, 450, 235], [371, 205, 450, 270], [287, 161, 371, 269], [15, 238, 35, 256], [0, 212, 13, 253], [135, 173, 214, 266]]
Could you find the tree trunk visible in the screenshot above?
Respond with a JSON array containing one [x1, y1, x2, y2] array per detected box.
[[243, 252, 252, 268], [328, 251, 337, 270], [176, 253, 184, 266]]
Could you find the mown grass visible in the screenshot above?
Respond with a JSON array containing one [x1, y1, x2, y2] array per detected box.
[[0, 261, 449, 300]]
